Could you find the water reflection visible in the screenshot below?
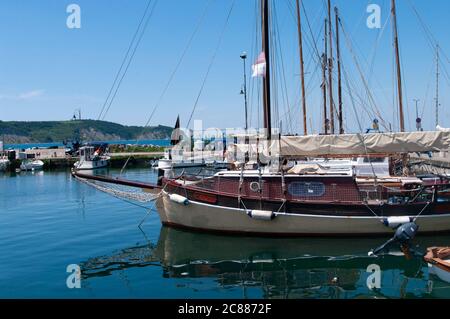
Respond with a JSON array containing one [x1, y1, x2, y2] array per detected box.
[[80, 227, 450, 299]]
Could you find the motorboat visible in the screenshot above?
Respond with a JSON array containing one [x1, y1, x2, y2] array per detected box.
[[20, 159, 44, 171], [157, 149, 206, 170], [74, 146, 110, 170]]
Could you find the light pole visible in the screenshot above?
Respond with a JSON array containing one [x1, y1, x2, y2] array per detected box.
[[413, 99, 422, 131], [413, 99, 420, 119], [240, 52, 248, 131]]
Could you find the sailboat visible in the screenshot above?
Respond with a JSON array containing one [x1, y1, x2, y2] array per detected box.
[[73, 0, 450, 236], [158, 116, 207, 170]]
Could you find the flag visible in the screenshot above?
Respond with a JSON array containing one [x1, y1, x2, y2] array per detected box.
[[252, 52, 266, 77]]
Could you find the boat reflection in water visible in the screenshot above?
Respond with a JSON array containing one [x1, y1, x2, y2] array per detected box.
[[80, 227, 450, 299]]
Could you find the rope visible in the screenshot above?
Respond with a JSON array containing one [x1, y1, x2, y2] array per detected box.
[[75, 175, 161, 205], [98, 0, 154, 120], [116, 0, 213, 175], [339, 18, 388, 131], [99, 0, 158, 121], [413, 188, 435, 222], [186, 0, 236, 128]]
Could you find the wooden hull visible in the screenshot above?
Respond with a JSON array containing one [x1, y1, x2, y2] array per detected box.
[[425, 247, 450, 283], [156, 191, 450, 236]]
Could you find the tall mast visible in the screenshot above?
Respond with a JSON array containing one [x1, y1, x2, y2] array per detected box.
[[391, 0, 405, 132], [261, 0, 272, 139], [295, 0, 308, 136], [436, 44, 440, 128], [323, 19, 328, 135], [327, 0, 335, 134], [335, 7, 343, 134]]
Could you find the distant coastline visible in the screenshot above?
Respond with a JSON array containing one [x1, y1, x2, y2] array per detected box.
[[0, 120, 173, 146]]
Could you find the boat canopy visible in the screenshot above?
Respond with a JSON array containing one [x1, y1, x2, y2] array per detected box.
[[278, 131, 450, 157]]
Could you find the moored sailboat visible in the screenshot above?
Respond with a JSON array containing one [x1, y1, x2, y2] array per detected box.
[[73, 0, 450, 236]]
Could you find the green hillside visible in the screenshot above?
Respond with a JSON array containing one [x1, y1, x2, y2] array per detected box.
[[0, 120, 173, 143]]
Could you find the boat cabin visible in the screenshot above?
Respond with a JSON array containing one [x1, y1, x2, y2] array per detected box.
[[79, 146, 99, 161]]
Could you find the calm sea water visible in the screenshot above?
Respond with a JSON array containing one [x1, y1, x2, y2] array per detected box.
[[4, 139, 171, 150], [1, 168, 450, 299]]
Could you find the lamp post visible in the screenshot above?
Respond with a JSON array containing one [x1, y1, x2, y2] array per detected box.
[[240, 52, 248, 131], [413, 99, 420, 119], [413, 99, 422, 131]]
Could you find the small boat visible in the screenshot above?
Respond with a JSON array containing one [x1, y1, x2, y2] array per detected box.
[[74, 146, 110, 170], [0, 158, 10, 172], [424, 247, 450, 283], [20, 159, 44, 171], [157, 149, 206, 170]]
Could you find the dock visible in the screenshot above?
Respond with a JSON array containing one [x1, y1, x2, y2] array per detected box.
[[6, 152, 164, 172]]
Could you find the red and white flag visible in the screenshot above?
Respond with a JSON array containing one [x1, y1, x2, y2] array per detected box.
[[252, 52, 266, 77]]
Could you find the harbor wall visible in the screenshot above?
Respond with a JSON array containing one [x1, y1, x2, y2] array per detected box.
[[6, 153, 163, 172]]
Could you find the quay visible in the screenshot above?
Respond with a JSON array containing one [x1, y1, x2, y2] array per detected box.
[[5, 152, 164, 172]]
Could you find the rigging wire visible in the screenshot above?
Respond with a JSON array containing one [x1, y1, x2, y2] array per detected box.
[[98, 0, 154, 121], [140, 0, 214, 130], [116, 0, 214, 175], [338, 18, 389, 131], [100, 0, 158, 121], [186, 0, 236, 128]]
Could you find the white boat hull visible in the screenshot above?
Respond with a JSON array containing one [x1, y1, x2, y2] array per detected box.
[[429, 262, 450, 283], [157, 159, 206, 170], [156, 191, 450, 236], [74, 159, 109, 170], [20, 160, 44, 171]]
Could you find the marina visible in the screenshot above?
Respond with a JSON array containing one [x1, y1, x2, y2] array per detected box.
[[1, 0, 450, 303], [1, 168, 450, 299]]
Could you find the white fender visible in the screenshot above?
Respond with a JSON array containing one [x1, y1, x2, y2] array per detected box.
[[383, 216, 412, 228], [247, 210, 275, 221], [169, 194, 189, 206]]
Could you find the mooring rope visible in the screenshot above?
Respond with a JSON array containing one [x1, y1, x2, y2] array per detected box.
[[74, 175, 161, 205]]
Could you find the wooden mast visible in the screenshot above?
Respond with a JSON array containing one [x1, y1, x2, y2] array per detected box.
[[323, 19, 328, 135], [262, 0, 272, 140], [335, 7, 344, 134], [436, 44, 440, 128], [391, 0, 405, 132], [295, 0, 308, 136], [327, 0, 335, 134]]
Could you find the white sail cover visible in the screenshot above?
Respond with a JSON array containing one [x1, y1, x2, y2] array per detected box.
[[279, 131, 450, 157]]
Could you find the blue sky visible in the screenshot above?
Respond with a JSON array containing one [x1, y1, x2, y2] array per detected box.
[[0, 0, 449, 134]]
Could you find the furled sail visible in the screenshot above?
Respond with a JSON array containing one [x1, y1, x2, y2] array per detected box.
[[278, 131, 450, 157]]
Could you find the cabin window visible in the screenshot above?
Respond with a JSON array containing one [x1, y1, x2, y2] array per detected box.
[[288, 182, 325, 197]]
